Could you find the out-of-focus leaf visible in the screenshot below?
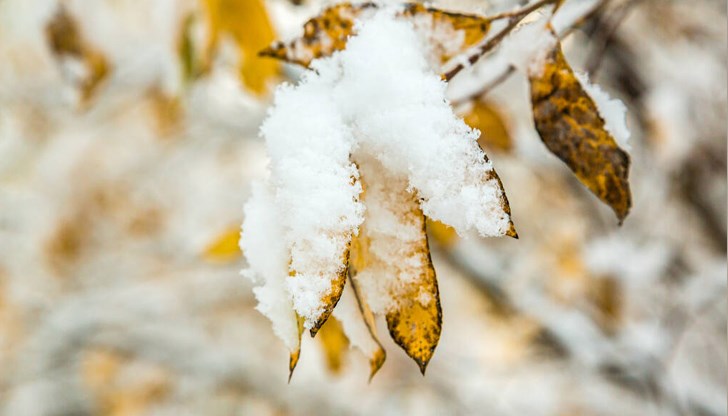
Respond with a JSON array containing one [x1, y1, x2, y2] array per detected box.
[[260, 2, 490, 68], [308, 247, 349, 337], [347, 232, 386, 380], [316, 316, 350, 374], [45, 6, 109, 103], [383, 195, 442, 375], [202, 226, 241, 263], [178, 13, 201, 84], [426, 218, 459, 248], [588, 276, 622, 334], [201, 0, 279, 95], [463, 100, 513, 153], [529, 44, 631, 222]]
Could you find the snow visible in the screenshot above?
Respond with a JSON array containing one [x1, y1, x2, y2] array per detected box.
[[245, 10, 512, 332], [576, 72, 631, 150], [551, 0, 601, 35], [239, 182, 299, 352]]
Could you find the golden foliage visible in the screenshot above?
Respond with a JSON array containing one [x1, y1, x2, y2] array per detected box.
[[316, 316, 350, 374], [309, 246, 349, 337], [463, 100, 513, 153], [289, 312, 304, 382], [45, 6, 109, 103], [529, 44, 631, 222], [260, 2, 491, 68], [202, 226, 242, 263], [383, 193, 442, 375], [201, 0, 279, 95]]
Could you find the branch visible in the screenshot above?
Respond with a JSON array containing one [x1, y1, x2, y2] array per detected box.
[[443, 0, 560, 81]]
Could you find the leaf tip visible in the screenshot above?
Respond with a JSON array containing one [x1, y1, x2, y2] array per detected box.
[[368, 348, 386, 383], [288, 349, 301, 383]]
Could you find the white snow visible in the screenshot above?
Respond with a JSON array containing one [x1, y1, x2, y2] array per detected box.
[[239, 182, 299, 352], [576, 72, 631, 150]]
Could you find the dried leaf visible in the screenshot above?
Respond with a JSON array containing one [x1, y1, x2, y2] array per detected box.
[[260, 2, 490, 68], [483, 155, 518, 239], [316, 316, 350, 374], [202, 226, 241, 263], [529, 44, 631, 222], [45, 6, 109, 103], [307, 245, 349, 337], [384, 201, 442, 374], [463, 100, 513, 153], [345, 233, 386, 380], [289, 312, 304, 382], [426, 218, 459, 248], [201, 0, 279, 95]]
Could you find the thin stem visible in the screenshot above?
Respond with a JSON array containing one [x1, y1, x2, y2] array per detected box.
[[443, 0, 560, 81]]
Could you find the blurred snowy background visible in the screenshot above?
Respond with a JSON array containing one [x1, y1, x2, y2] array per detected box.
[[0, 0, 725, 415]]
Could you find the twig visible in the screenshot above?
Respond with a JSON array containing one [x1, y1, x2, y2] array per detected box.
[[443, 0, 560, 81]]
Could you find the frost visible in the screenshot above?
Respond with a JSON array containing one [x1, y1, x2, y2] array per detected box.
[[576, 72, 631, 150], [245, 10, 511, 332]]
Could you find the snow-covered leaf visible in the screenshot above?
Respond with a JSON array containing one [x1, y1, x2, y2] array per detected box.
[[260, 2, 492, 69]]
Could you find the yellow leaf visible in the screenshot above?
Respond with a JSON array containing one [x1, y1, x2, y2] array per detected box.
[[483, 156, 518, 239], [463, 100, 513, 153], [426, 218, 459, 248], [384, 200, 442, 375], [201, 0, 279, 95], [202, 226, 241, 263], [308, 246, 349, 337], [353, 163, 442, 374], [289, 312, 304, 382], [260, 2, 490, 69], [529, 44, 632, 222], [45, 6, 110, 103], [316, 315, 350, 374]]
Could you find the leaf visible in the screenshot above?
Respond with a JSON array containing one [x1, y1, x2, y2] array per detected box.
[[483, 154, 518, 239], [307, 245, 349, 337], [260, 2, 490, 68], [426, 218, 459, 248], [289, 312, 304, 382], [343, 233, 386, 380], [201, 0, 279, 95], [529, 44, 632, 222], [463, 100, 513, 153], [384, 201, 442, 375], [316, 316, 350, 374], [45, 5, 109, 103], [202, 226, 241, 263]]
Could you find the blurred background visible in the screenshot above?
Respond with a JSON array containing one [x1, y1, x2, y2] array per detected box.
[[0, 0, 725, 415]]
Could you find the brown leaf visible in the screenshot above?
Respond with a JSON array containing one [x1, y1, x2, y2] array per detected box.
[[463, 100, 513, 153], [260, 2, 490, 68], [529, 44, 631, 222], [45, 6, 109, 103], [316, 316, 350, 374], [201, 0, 279, 95]]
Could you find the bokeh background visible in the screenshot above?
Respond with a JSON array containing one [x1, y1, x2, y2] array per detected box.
[[0, 0, 725, 415]]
